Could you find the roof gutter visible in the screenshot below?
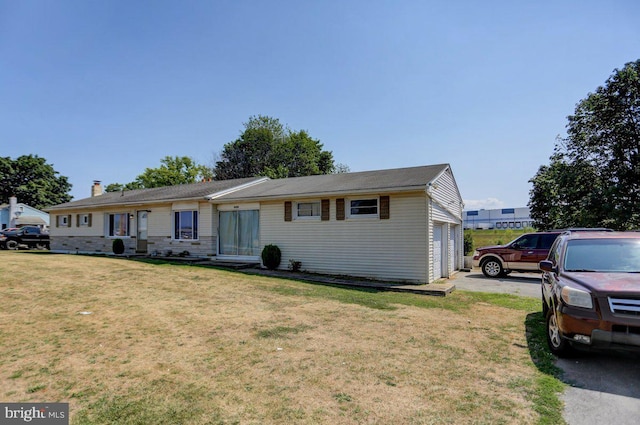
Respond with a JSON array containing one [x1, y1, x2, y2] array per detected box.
[[212, 184, 427, 204]]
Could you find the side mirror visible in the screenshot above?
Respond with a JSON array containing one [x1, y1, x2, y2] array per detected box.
[[539, 260, 555, 273]]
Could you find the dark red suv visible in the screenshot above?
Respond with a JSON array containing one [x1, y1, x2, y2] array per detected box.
[[540, 230, 640, 356], [472, 231, 561, 278]]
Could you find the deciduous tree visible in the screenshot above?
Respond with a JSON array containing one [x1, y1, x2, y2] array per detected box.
[[214, 115, 337, 180], [106, 156, 213, 191], [529, 60, 640, 230], [0, 155, 72, 209]]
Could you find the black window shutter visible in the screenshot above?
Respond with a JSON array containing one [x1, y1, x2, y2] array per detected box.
[[336, 198, 345, 220], [284, 201, 292, 222], [321, 199, 330, 221], [380, 196, 390, 219]]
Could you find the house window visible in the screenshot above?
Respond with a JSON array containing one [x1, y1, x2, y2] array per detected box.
[[174, 210, 198, 240], [349, 198, 378, 217], [57, 215, 70, 227], [296, 202, 321, 219], [108, 213, 129, 237], [78, 214, 92, 227]]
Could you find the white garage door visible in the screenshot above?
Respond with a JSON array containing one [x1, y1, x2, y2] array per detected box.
[[449, 226, 456, 273], [433, 225, 443, 279]]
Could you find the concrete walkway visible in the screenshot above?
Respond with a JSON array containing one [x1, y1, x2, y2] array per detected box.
[[237, 267, 456, 296], [141, 256, 455, 296]]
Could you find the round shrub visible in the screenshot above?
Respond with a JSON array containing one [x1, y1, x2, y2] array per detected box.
[[261, 244, 281, 270], [112, 238, 125, 255]]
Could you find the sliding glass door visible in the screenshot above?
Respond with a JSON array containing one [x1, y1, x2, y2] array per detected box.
[[219, 210, 260, 257]]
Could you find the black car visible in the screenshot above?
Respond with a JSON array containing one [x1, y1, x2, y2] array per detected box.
[[0, 226, 50, 250]]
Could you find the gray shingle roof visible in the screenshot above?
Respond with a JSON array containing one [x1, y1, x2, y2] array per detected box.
[[46, 164, 450, 210], [212, 164, 449, 201], [46, 177, 264, 211]]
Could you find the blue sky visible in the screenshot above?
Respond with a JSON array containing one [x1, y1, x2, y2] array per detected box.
[[1, 1, 638, 208]]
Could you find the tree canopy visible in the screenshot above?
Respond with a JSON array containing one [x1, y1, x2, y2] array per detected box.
[[529, 60, 640, 230], [106, 156, 213, 192], [214, 115, 337, 180], [0, 155, 72, 209]]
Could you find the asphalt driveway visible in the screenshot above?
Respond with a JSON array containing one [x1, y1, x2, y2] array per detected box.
[[451, 270, 542, 298], [455, 269, 640, 424]]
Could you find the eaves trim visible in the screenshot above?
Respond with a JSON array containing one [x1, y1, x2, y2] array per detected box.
[[213, 184, 428, 203]]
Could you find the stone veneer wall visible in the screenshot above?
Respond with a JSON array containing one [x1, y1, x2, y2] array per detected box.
[[50, 236, 133, 254], [146, 235, 216, 257], [50, 235, 216, 257]]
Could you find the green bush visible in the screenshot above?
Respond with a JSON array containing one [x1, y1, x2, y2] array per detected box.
[[261, 244, 281, 270], [112, 238, 125, 255], [463, 231, 474, 255]]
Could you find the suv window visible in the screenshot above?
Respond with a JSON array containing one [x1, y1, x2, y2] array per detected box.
[[514, 234, 539, 249], [547, 236, 562, 264], [540, 233, 559, 249]]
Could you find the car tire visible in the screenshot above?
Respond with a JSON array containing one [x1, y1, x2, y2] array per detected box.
[[481, 258, 504, 278], [6, 240, 19, 250], [35, 242, 48, 250], [546, 308, 575, 357]]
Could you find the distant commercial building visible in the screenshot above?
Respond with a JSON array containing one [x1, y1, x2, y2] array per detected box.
[[463, 207, 533, 230]]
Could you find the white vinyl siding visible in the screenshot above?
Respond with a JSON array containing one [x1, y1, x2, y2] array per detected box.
[[50, 211, 104, 238], [430, 168, 463, 223], [260, 193, 428, 283], [147, 206, 171, 237], [427, 168, 464, 278], [198, 203, 215, 237]]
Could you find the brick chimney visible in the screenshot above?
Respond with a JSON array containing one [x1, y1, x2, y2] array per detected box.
[[91, 180, 103, 197]]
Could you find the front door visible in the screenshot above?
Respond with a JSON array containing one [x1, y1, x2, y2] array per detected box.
[[218, 210, 259, 258], [137, 211, 148, 253]]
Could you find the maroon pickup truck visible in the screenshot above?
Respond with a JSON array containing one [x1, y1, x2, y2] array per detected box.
[[0, 226, 50, 250]]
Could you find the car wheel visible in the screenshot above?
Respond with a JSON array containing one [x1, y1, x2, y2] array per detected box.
[[6, 240, 19, 250], [481, 258, 504, 278], [546, 308, 575, 357], [35, 242, 48, 250]]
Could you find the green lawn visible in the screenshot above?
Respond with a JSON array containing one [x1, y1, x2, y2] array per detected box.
[[0, 251, 564, 424]]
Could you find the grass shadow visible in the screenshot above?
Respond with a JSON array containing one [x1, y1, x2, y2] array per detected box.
[[525, 311, 566, 424]]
